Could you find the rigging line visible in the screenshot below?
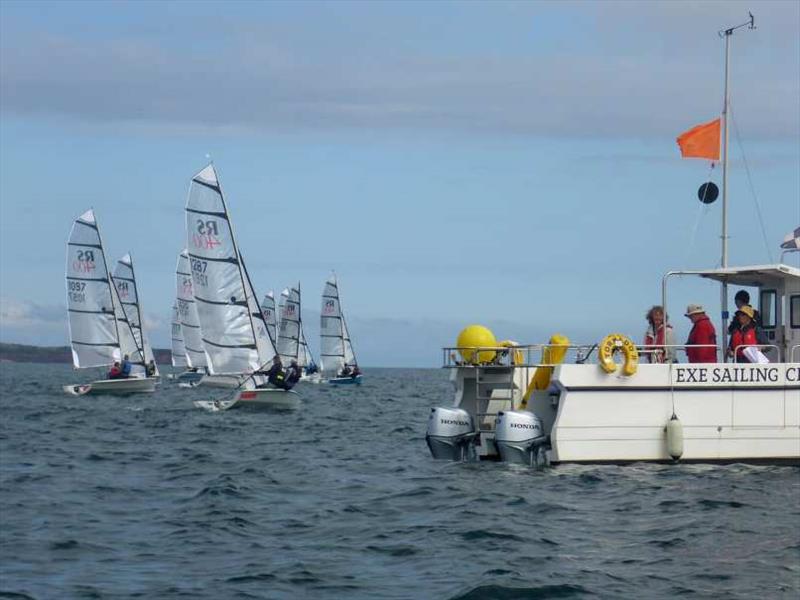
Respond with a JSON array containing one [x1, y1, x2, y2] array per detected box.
[[730, 105, 774, 263], [683, 163, 715, 267]]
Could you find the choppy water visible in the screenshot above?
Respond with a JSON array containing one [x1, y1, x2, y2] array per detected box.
[[1, 363, 798, 599]]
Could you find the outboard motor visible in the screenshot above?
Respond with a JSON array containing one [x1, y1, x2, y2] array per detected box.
[[495, 410, 547, 466], [426, 407, 476, 461]]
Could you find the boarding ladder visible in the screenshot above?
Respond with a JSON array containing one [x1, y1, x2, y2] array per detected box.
[[474, 366, 518, 430]]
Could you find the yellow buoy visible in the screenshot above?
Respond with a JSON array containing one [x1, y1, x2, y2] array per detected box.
[[457, 325, 497, 364]]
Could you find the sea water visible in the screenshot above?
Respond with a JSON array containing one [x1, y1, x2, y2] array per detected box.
[[1, 363, 798, 599]]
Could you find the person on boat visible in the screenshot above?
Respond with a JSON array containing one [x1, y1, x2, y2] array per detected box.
[[120, 355, 132, 378], [350, 364, 361, 378], [285, 360, 301, 389], [305, 361, 319, 375], [643, 305, 676, 363], [266, 356, 288, 389], [727, 290, 762, 334], [727, 305, 768, 363], [145, 360, 157, 377], [684, 304, 718, 363], [108, 361, 123, 379], [339, 363, 352, 377]]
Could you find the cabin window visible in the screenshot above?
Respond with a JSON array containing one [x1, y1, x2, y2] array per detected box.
[[791, 295, 800, 329], [759, 289, 777, 329]]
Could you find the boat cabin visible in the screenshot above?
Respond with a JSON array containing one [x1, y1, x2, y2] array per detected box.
[[665, 263, 800, 363]]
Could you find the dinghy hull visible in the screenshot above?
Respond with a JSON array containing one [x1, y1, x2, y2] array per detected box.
[[328, 375, 362, 385], [62, 377, 159, 396]]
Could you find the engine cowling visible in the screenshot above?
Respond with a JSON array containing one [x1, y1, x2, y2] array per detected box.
[[425, 407, 476, 461], [495, 410, 547, 466]]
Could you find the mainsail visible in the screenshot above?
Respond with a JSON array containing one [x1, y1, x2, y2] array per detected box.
[[66, 209, 142, 369], [112, 253, 158, 375], [277, 285, 301, 364], [170, 303, 188, 368], [184, 164, 277, 377], [320, 275, 357, 374], [176, 250, 209, 370], [260, 290, 278, 346]]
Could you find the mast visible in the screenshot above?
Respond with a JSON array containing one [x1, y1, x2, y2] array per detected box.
[[718, 13, 755, 359]]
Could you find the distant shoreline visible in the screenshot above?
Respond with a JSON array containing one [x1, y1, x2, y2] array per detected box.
[[0, 342, 172, 365]]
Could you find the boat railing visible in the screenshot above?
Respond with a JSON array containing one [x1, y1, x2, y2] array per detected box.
[[731, 344, 781, 363], [443, 342, 724, 368], [791, 345, 800, 364], [442, 344, 598, 369]]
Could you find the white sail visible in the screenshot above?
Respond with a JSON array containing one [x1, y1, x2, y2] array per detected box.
[[299, 326, 315, 369], [260, 290, 278, 346], [184, 163, 276, 377], [170, 303, 188, 367], [113, 253, 158, 375], [176, 250, 209, 370], [66, 209, 142, 369], [320, 275, 358, 374], [277, 285, 301, 364]]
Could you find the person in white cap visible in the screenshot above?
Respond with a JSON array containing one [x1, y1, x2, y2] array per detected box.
[[684, 304, 717, 363]]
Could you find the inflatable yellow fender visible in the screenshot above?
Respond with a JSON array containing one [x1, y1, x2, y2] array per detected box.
[[598, 333, 638, 376], [521, 334, 570, 409]]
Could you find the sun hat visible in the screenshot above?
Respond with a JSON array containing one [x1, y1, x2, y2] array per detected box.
[[736, 305, 755, 319], [684, 304, 705, 316]]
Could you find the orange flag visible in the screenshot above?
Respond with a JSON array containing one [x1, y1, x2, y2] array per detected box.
[[676, 118, 720, 160]]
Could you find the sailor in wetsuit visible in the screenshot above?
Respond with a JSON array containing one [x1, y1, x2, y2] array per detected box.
[[266, 356, 287, 389]]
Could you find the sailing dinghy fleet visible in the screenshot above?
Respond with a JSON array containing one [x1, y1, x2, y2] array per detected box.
[[63, 165, 363, 407]]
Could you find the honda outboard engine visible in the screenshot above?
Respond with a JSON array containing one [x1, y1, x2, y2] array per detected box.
[[426, 407, 476, 461], [495, 410, 547, 466]]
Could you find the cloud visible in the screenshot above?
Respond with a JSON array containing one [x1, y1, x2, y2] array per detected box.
[[1, 2, 797, 140]]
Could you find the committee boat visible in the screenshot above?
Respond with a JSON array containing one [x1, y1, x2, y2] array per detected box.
[[320, 274, 362, 384], [185, 164, 298, 410], [425, 15, 799, 466], [63, 209, 158, 396]]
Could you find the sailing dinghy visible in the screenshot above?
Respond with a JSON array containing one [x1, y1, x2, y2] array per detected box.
[[276, 283, 320, 382], [185, 164, 299, 410], [320, 274, 362, 385], [173, 250, 211, 385], [63, 209, 158, 396], [112, 253, 159, 378], [260, 290, 278, 347]]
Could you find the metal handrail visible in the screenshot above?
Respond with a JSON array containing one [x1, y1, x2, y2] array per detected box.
[[443, 342, 720, 368], [731, 344, 779, 363], [792, 345, 800, 364]]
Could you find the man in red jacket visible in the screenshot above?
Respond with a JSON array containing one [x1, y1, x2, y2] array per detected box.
[[685, 304, 718, 363]]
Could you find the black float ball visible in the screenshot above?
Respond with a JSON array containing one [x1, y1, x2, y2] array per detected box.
[[697, 182, 719, 204]]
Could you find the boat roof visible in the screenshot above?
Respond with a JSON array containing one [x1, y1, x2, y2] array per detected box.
[[692, 263, 800, 286]]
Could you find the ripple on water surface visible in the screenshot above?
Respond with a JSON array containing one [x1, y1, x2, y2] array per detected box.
[[0, 363, 798, 599]]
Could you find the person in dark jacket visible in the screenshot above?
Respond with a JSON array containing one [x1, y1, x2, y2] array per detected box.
[[284, 360, 301, 389], [685, 304, 718, 363], [266, 356, 287, 389], [727, 290, 761, 334]]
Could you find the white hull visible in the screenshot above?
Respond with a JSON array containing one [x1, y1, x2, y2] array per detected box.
[[197, 374, 243, 389], [62, 377, 159, 396], [194, 388, 300, 411], [548, 363, 800, 464], [441, 363, 800, 465]]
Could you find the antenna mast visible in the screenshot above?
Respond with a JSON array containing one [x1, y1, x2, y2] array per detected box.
[[717, 13, 754, 359]]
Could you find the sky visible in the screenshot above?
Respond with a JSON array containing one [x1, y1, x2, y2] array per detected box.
[[1, 0, 798, 367]]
